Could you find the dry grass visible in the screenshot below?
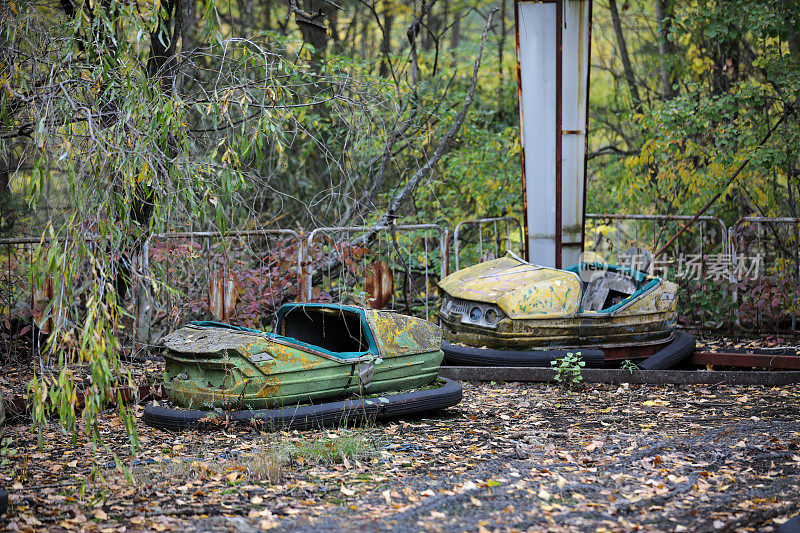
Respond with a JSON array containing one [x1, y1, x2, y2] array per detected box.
[[288, 429, 380, 464], [122, 427, 379, 489]]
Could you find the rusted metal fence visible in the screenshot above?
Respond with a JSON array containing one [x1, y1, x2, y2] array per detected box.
[[0, 235, 109, 360], [585, 214, 730, 279], [142, 229, 303, 338], [304, 224, 448, 321], [729, 217, 800, 330], [4, 215, 800, 348], [1, 238, 43, 363], [1, 237, 41, 319], [452, 217, 525, 271]]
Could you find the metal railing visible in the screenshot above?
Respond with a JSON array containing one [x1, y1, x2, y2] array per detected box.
[[1, 237, 45, 318], [0, 234, 110, 359], [729, 217, 800, 330], [142, 229, 303, 335], [585, 213, 729, 278], [305, 224, 447, 320], [5, 215, 800, 337], [1, 238, 45, 363], [453, 217, 525, 271]]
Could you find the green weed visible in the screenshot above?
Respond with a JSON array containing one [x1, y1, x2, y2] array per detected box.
[[551, 352, 585, 390]]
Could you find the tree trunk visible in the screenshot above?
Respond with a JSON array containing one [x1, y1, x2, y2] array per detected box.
[[361, 9, 369, 60], [790, 32, 800, 56], [609, 0, 642, 113], [496, 0, 505, 104], [655, 0, 677, 100], [299, 0, 329, 58], [710, 36, 739, 96], [177, 0, 195, 60], [379, 1, 395, 77], [450, 0, 461, 49], [329, 4, 340, 50], [264, 0, 272, 31], [407, 0, 439, 83], [421, 5, 440, 52], [134, 249, 153, 347], [0, 159, 12, 232]]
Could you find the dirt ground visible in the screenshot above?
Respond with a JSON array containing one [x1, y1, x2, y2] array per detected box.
[[2, 373, 799, 532]]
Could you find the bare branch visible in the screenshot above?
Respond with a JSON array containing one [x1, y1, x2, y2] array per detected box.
[[375, 8, 498, 228], [587, 145, 639, 161]]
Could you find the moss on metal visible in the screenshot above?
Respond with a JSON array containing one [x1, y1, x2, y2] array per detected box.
[[162, 307, 444, 410]]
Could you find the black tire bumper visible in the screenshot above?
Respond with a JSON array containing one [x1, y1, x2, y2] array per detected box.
[[442, 330, 695, 370], [143, 378, 463, 431], [441, 343, 606, 367]]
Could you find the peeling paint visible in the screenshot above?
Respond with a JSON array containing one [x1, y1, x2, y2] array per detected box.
[[163, 307, 444, 410], [438, 256, 678, 350]]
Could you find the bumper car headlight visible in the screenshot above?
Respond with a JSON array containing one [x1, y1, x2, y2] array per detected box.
[[469, 306, 482, 322], [457, 302, 505, 328]]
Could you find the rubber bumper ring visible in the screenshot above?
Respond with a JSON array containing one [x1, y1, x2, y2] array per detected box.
[[143, 377, 463, 431], [441, 343, 606, 367], [442, 330, 695, 370]]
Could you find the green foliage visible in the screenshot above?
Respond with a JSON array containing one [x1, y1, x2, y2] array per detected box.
[[289, 429, 379, 464], [677, 277, 736, 330], [2, 0, 510, 453], [621, 359, 639, 374], [0, 435, 17, 467], [551, 352, 586, 390], [588, 1, 800, 223], [434, 120, 522, 225]]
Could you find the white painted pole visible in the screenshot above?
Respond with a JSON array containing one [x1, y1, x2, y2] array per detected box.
[[560, 0, 591, 267], [516, 0, 591, 268]]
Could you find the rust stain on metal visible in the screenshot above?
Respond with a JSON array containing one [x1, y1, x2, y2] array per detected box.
[[514, 0, 529, 261], [438, 255, 679, 350], [162, 305, 444, 410], [209, 270, 238, 321], [438, 256, 579, 318], [555, 0, 563, 269], [690, 352, 800, 370], [580, 0, 592, 258], [365, 311, 441, 357], [32, 276, 55, 334], [365, 260, 393, 309]]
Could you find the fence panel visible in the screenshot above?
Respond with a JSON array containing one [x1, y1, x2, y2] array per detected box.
[[730, 217, 800, 331], [5, 215, 799, 351], [305, 225, 447, 320], [143, 230, 303, 340], [453, 217, 525, 271], [1, 238, 44, 364], [0, 236, 113, 359], [584, 214, 729, 279]]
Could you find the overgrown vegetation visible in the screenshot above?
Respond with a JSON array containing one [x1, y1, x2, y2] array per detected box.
[[0, 0, 499, 444], [2, 0, 800, 448], [125, 428, 379, 490], [550, 352, 585, 390]]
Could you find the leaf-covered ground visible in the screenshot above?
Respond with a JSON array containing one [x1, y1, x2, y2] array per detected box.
[[2, 375, 800, 532], [694, 331, 800, 356]]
